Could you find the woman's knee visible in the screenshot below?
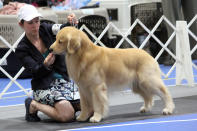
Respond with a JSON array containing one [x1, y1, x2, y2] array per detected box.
[[55, 100, 75, 122]]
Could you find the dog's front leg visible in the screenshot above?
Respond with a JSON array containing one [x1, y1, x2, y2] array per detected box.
[[77, 90, 93, 122], [89, 83, 108, 123]]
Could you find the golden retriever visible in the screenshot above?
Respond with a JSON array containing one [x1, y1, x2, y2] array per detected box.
[[50, 26, 175, 123]]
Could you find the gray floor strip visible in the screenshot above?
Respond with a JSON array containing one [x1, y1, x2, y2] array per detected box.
[[0, 95, 197, 131]]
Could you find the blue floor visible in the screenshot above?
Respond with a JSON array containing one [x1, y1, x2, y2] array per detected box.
[[65, 113, 197, 131], [0, 78, 31, 106]]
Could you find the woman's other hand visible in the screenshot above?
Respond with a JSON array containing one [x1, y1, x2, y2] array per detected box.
[[67, 13, 78, 26]]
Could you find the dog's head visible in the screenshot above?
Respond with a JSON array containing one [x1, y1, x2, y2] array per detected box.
[[50, 27, 81, 55]]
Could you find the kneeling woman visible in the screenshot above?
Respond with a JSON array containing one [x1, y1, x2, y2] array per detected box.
[[15, 4, 80, 122]]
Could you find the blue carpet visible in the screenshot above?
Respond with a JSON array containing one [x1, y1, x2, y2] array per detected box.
[[65, 113, 197, 131], [0, 78, 31, 106]]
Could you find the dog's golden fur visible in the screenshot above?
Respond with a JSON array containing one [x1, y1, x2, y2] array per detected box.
[[50, 27, 175, 123]]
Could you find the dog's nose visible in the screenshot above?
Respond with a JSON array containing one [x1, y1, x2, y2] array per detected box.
[[49, 48, 53, 53]]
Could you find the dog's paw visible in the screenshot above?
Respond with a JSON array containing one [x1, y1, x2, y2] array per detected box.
[[89, 116, 102, 123], [140, 106, 150, 113], [162, 108, 173, 115], [76, 114, 89, 122], [162, 103, 175, 115]]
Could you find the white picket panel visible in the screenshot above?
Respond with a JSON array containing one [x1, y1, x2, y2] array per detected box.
[[176, 21, 194, 86], [0, 32, 32, 99]]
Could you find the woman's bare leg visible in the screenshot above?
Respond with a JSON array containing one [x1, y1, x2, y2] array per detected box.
[[30, 100, 75, 122]]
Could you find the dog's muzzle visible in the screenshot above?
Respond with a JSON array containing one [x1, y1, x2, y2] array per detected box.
[[48, 48, 53, 53]]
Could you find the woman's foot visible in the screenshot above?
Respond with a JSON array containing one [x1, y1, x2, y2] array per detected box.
[[25, 98, 40, 122]]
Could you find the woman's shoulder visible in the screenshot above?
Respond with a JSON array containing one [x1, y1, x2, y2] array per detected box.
[[40, 22, 53, 30], [16, 36, 31, 50]]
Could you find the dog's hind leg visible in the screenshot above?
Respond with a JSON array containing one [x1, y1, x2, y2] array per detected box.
[[89, 83, 108, 123], [154, 80, 175, 115], [133, 85, 154, 113], [139, 93, 154, 113], [140, 77, 175, 115]]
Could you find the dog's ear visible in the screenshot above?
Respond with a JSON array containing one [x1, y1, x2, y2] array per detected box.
[[67, 35, 81, 54]]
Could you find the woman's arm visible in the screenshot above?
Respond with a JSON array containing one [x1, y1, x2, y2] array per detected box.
[[15, 47, 52, 79], [50, 13, 78, 35]]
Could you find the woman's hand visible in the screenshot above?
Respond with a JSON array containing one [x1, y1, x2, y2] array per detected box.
[[67, 13, 78, 26], [44, 53, 55, 68]]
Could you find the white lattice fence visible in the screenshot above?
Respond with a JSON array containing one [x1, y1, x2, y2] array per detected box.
[[188, 15, 197, 72], [79, 15, 196, 83], [0, 15, 197, 101], [0, 32, 32, 99]]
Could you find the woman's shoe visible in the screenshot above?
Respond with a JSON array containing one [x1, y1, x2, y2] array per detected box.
[[25, 97, 40, 122]]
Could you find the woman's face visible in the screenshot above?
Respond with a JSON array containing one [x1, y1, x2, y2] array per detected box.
[[20, 17, 40, 36]]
